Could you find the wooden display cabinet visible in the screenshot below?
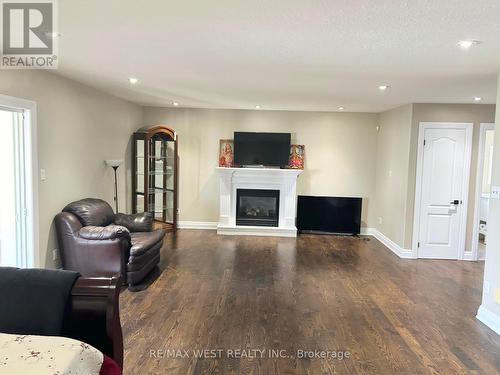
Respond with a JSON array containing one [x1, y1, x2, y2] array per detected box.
[[132, 125, 178, 231]]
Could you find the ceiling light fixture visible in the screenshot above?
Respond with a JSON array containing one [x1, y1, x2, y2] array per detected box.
[[255, 105, 261, 109], [338, 106, 345, 111], [458, 40, 481, 49], [128, 77, 139, 85], [378, 85, 390, 91], [172, 102, 179, 106], [473, 96, 483, 102]]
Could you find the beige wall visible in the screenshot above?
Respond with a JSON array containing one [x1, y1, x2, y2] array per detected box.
[[0, 70, 142, 268], [479, 74, 500, 323], [144, 104, 494, 252], [372, 104, 413, 248], [143, 107, 379, 227], [405, 104, 496, 250]]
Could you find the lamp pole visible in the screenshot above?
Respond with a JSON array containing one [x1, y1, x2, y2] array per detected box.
[[105, 160, 123, 213], [112, 165, 119, 213]]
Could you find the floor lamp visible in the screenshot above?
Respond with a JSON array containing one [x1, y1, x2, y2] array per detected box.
[[105, 159, 123, 213]]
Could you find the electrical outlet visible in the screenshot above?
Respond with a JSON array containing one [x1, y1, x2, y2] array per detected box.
[[491, 186, 500, 199], [40, 169, 46, 181], [52, 249, 58, 261], [494, 288, 500, 305], [378, 217, 383, 225]]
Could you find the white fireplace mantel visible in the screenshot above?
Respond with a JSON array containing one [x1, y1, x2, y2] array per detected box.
[[216, 167, 303, 237]]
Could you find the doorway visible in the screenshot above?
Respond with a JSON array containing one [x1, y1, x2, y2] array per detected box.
[[413, 122, 473, 259], [0, 95, 37, 268], [472, 123, 495, 261]]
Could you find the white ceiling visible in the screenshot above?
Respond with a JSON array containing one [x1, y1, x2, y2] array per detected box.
[[56, 0, 500, 112]]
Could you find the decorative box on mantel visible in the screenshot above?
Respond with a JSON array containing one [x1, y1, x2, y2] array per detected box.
[[216, 167, 303, 237]]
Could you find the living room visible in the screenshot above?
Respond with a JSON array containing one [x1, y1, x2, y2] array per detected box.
[[1, 1, 500, 374]]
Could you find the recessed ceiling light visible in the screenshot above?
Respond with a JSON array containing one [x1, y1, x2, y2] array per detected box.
[[338, 106, 345, 111], [172, 102, 179, 106], [128, 77, 139, 85], [473, 96, 483, 102], [255, 105, 261, 109], [378, 85, 390, 91], [458, 40, 482, 49]]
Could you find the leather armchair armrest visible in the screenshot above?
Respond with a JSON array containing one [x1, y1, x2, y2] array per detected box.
[[79, 225, 131, 242], [70, 237, 130, 279], [114, 212, 153, 232]]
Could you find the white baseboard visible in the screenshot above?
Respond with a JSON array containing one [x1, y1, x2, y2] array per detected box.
[[360, 227, 373, 236], [177, 221, 217, 230], [476, 305, 500, 336], [462, 251, 475, 261], [362, 227, 416, 259]]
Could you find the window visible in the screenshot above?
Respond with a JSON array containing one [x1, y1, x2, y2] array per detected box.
[[0, 95, 37, 268]]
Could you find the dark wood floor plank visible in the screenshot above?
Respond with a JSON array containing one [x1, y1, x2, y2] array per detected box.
[[120, 230, 500, 375]]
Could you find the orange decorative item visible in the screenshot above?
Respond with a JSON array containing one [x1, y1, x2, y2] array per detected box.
[[288, 144, 304, 169]]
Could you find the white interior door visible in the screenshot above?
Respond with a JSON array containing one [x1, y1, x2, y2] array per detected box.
[[417, 123, 473, 259]]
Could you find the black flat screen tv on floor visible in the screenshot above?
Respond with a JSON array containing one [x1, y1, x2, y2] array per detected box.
[[234, 132, 291, 167], [297, 196, 362, 235]]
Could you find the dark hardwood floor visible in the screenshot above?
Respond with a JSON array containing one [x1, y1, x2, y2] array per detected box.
[[120, 230, 500, 375]]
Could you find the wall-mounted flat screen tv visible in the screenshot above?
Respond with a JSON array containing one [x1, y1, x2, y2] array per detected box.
[[234, 132, 291, 167], [297, 196, 362, 235]]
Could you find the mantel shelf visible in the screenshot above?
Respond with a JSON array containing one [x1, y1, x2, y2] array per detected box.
[[216, 167, 303, 176]]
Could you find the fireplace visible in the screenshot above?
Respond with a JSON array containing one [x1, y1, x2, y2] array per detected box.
[[217, 167, 303, 237], [236, 189, 280, 227]]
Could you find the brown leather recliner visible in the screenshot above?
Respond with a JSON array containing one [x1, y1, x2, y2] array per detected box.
[[55, 198, 165, 291]]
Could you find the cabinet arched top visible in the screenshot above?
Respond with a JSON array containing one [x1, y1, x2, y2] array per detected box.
[[135, 125, 176, 141]]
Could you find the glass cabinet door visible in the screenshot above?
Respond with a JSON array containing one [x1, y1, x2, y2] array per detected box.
[[134, 138, 145, 213], [148, 134, 175, 224]]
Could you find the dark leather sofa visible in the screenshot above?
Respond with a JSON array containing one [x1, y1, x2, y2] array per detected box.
[[55, 198, 165, 291], [0, 267, 123, 369]]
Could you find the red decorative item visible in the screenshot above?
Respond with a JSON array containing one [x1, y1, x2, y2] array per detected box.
[[288, 145, 304, 169], [219, 139, 234, 167]]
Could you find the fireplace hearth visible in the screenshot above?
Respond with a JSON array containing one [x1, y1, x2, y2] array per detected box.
[[236, 189, 280, 227]]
